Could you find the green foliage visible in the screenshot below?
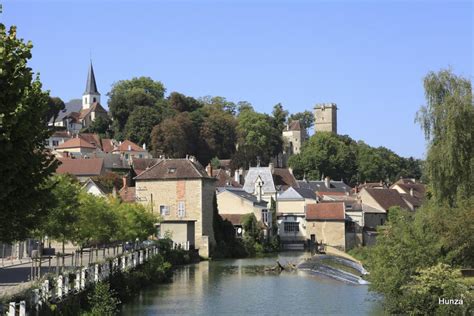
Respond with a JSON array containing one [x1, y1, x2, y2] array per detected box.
[[401, 263, 473, 315], [108, 77, 166, 139], [271, 103, 288, 132], [241, 213, 261, 242], [81, 115, 113, 138], [199, 95, 237, 115], [289, 110, 314, 130], [416, 69, 473, 206], [124, 106, 161, 147], [40, 174, 81, 247], [289, 133, 422, 185], [168, 91, 201, 112], [87, 282, 120, 316], [0, 23, 58, 242], [113, 200, 157, 242], [151, 112, 197, 158], [233, 109, 283, 167], [210, 157, 221, 169], [46, 96, 66, 124], [91, 172, 122, 193]]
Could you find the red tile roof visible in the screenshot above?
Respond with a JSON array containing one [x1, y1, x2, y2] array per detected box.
[[78, 133, 102, 150], [56, 137, 96, 149], [56, 158, 104, 176], [306, 203, 345, 221], [79, 103, 107, 120], [364, 188, 410, 211], [115, 140, 146, 152], [273, 168, 298, 188], [101, 139, 115, 153], [134, 159, 212, 180], [287, 120, 302, 131]]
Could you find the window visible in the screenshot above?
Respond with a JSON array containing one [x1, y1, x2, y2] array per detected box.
[[284, 222, 299, 233], [160, 205, 170, 216], [45, 140, 50, 146], [262, 209, 271, 225], [93, 97, 96, 102], [125, 154, 129, 160], [168, 168, 177, 174], [52, 140, 59, 147], [177, 201, 185, 218]]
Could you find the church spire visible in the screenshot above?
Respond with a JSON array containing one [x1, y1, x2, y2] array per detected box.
[[84, 61, 99, 95]]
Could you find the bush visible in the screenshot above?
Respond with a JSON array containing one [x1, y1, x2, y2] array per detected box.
[[86, 282, 120, 316]]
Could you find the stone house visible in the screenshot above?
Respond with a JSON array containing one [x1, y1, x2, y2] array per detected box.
[[242, 166, 277, 207], [216, 187, 270, 238], [306, 202, 346, 250], [55, 137, 99, 157], [134, 157, 216, 258], [276, 187, 317, 249]]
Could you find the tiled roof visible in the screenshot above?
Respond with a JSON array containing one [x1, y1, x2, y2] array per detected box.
[[214, 169, 242, 187], [119, 186, 136, 203], [278, 186, 316, 200], [287, 120, 302, 131], [134, 159, 212, 180], [306, 203, 345, 221], [364, 188, 410, 211], [79, 103, 107, 120], [115, 140, 146, 152], [78, 133, 102, 150], [51, 131, 72, 138], [56, 137, 96, 149], [132, 158, 161, 175], [53, 99, 82, 123], [273, 168, 298, 189], [220, 214, 246, 225], [56, 158, 104, 176], [393, 183, 426, 199], [101, 139, 115, 153]]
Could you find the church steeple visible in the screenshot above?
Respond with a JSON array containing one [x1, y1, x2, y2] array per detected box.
[[82, 61, 100, 110]]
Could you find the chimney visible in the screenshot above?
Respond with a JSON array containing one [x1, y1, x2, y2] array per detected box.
[[128, 145, 131, 151], [325, 176, 330, 189], [206, 163, 213, 177], [410, 188, 414, 197], [288, 167, 293, 175], [234, 170, 240, 184], [142, 143, 146, 150], [269, 162, 274, 174], [122, 176, 128, 190]]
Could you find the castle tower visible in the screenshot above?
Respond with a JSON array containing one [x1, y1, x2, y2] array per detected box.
[[282, 120, 306, 155], [82, 62, 100, 110], [314, 103, 337, 134]]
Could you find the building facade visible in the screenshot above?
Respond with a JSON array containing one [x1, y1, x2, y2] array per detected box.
[[314, 103, 338, 134]]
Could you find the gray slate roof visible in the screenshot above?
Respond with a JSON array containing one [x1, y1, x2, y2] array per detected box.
[[53, 99, 82, 123], [84, 62, 99, 95], [218, 188, 267, 207], [243, 166, 276, 194], [297, 180, 351, 193], [278, 187, 317, 200]]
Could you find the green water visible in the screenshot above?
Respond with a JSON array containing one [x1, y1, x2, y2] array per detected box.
[[120, 252, 383, 315]]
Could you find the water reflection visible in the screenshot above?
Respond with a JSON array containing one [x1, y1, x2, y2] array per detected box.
[[121, 252, 383, 315]]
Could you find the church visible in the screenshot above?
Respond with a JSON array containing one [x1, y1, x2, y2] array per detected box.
[[51, 62, 108, 134]]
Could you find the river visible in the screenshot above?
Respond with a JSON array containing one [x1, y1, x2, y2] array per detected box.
[[120, 252, 383, 315]]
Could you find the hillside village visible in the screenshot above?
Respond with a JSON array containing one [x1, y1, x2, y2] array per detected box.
[[44, 63, 426, 258]]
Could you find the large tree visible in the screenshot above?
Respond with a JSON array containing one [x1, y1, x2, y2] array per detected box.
[[234, 109, 283, 167], [271, 103, 289, 132], [416, 69, 473, 205], [0, 24, 58, 242], [150, 112, 197, 158], [108, 77, 166, 139], [124, 106, 162, 147], [289, 110, 315, 131]]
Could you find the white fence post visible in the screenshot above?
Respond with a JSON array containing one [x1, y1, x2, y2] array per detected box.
[[57, 275, 63, 299], [81, 267, 87, 289], [94, 264, 99, 282], [75, 270, 81, 291], [8, 302, 15, 316], [64, 275, 69, 295], [19, 301, 25, 316]]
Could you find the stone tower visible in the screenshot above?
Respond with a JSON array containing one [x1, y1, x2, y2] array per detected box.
[[314, 103, 337, 134], [82, 62, 100, 110], [282, 120, 306, 155]]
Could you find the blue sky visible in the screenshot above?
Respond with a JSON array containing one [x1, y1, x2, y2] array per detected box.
[[2, 0, 472, 159]]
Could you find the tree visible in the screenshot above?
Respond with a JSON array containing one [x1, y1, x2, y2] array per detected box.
[[81, 115, 112, 137], [200, 95, 237, 115], [108, 77, 166, 139], [151, 112, 197, 158], [46, 96, 66, 124], [271, 103, 288, 132], [168, 92, 201, 113], [92, 172, 122, 193], [87, 281, 121, 316], [40, 175, 81, 267], [416, 69, 473, 205], [114, 201, 156, 242], [0, 24, 58, 242], [198, 110, 237, 164], [289, 110, 315, 130], [234, 109, 283, 167], [288, 132, 357, 183], [124, 106, 161, 147]]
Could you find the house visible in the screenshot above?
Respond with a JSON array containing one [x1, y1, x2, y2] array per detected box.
[[131, 158, 161, 176], [82, 178, 114, 197], [56, 158, 105, 182], [54, 137, 100, 157], [216, 187, 270, 238], [134, 157, 216, 258], [390, 178, 426, 210], [242, 165, 277, 207], [113, 140, 152, 161], [276, 187, 317, 249], [297, 177, 352, 198], [51, 62, 109, 134], [306, 202, 346, 250], [45, 130, 72, 150], [271, 165, 298, 191], [358, 188, 411, 214]]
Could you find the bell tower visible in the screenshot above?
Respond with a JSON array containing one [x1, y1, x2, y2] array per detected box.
[[314, 103, 337, 134], [82, 62, 100, 110]]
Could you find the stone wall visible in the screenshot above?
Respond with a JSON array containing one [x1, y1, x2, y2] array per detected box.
[[306, 220, 345, 250]]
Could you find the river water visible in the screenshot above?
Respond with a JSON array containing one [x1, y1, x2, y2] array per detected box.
[[120, 252, 383, 315]]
